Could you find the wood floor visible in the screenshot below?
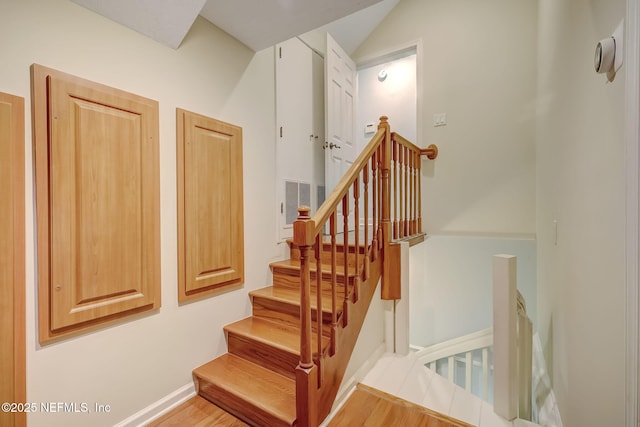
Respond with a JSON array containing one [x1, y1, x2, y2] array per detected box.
[[146, 395, 248, 427], [146, 383, 471, 427]]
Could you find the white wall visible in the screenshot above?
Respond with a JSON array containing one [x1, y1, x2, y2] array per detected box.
[[411, 236, 536, 348], [353, 0, 537, 237], [354, 52, 538, 352], [351, 0, 538, 354], [536, 1, 626, 426], [0, 1, 286, 425], [356, 52, 417, 151]]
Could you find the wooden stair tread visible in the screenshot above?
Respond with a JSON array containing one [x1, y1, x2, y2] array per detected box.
[[225, 316, 329, 355], [194, 353, 296, 426], [270, 259, 357, 276], [250, 286, 339, 314]]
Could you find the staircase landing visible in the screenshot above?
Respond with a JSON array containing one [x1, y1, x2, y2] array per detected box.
[[146, 383, 470, 427], [361, 353, 540, 427]]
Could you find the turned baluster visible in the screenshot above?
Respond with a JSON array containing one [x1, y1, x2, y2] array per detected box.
[[404, 145, 410, 237], [371, 153, 378, 260], [410, 149, 416, 235], [362, 164, 370, 281], [353, 177, 360, 302], [392, 137, 399, 240], [380, 117, 391, 248], [342, 195, 349, 327], [377, 144, 384, 250], [329, 211, 338, 355], [418, 150, 423, 233], [314, 233, 323, 386], [398, 143, 404, 238]]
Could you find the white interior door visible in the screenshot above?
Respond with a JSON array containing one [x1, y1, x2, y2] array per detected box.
[[325, 33, 356, 230], [325, 33, 356, 194], [276, 37, 324, 240]]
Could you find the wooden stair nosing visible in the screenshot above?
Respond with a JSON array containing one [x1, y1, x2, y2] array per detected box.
[[194, 353, 296, 427], [250, 286, 341, 320], [251, 304, 335, 340], [270, 260, 357, 291], [224, 316, 330, 379], [270, 259, 357, 278], [224, 316, 329, 355]]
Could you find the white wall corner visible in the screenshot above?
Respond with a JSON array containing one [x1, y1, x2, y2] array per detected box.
[[626, 1, 640, 427], [323, 342, 387, 427]]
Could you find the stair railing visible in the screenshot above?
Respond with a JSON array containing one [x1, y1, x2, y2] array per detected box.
[[412, 328, 494, 402], [293, 116, 436, 426], [390, 133, 438, 239]]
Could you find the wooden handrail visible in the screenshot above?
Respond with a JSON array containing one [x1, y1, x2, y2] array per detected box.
[[293, 116, 435, 427], [293, 127, 386, 248]]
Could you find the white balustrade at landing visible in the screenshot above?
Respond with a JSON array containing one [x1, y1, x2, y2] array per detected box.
[[360, 352, 540, 427]]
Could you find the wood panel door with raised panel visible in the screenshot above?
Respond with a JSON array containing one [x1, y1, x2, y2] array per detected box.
[[0, 92, 26, 427], [32, 64, 161, 342], [177, 109, 244, 301]]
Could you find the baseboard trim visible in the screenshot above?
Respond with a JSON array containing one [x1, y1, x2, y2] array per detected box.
[[113, 383, 196, 427]]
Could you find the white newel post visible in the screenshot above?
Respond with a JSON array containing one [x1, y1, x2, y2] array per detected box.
[[493, 254, 518, 420]]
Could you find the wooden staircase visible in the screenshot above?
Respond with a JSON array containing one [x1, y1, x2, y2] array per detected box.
[[192, 117, 436, 426], [193, 240, 370, 426]]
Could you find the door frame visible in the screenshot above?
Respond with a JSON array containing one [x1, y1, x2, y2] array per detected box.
[[354, 39, 423, 148], [353, 40, 422, 355], [626, 0, 640, 425]]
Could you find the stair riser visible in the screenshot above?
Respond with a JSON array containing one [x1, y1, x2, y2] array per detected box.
[[251, 296, 334, 335], [226, 333, 299, 380], [289, 245, 366, 268], [196, 379, 292, 427], [272, 268, 353, 293]]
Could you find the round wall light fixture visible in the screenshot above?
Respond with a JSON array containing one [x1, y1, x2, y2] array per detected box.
[[594, 37, 615, 74]]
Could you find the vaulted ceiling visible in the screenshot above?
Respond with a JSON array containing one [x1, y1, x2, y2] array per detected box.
[[70, 0, 399, 54]]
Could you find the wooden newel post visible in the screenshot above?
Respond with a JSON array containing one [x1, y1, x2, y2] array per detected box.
[[294, 206, 319, 427], [294, 206, 313, 369], [378, 117, 398, 300]]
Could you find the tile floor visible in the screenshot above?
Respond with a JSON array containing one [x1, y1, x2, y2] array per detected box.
[[360, 352, 540, 427]]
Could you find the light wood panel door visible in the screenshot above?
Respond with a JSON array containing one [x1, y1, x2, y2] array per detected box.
[[32, 64, 161, 342], [0, 92, 26, 427], [177, 109, 244, 301]]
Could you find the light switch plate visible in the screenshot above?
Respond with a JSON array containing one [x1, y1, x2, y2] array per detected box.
[[365, 122, 376, 134], [433, 113, 447, 127]]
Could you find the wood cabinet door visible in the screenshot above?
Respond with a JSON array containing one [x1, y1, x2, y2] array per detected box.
[[32, 65, 160, 341], [0, 92, 26, 427], [177, 109, 244, 301]]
